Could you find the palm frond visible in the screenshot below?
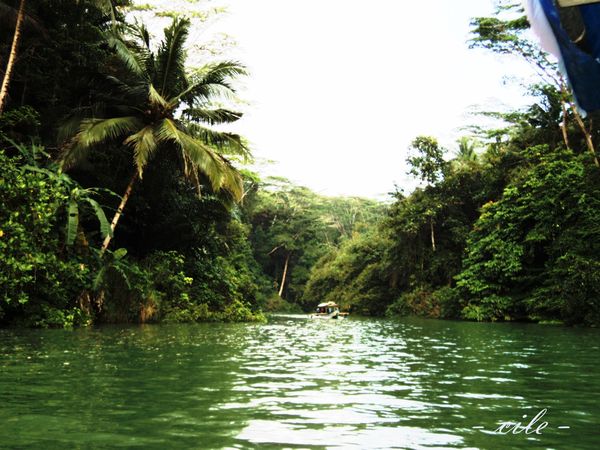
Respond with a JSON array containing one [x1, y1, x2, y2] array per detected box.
[[77, 117, 142, 146], [123, 125, 158, 176], [148, 83, 170, 110], [172, 82, 231, 107], [186, 122, 250, 161], [102, 75, 148, 104], [61, 116, 142, 169], [106, 31, 149, 79], [193, 61, 247, 87], [216, 156, 244, 201], [183, 107, 242, 125], [156, 118, 243, 200], [58, 103, 110, 145], [93, 0, 117, 28], [176, 61, 246, 105], [128, 20, 151, 50], [156, 17, 190, 97]]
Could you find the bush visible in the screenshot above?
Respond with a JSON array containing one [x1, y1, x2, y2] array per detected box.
[[0, 150, 92, 327]]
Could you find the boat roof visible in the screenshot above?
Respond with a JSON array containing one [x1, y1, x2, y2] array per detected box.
[[317, 302, 339, 307]]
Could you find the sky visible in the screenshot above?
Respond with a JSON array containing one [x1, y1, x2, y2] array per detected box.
[[137, 0, 538, 199]]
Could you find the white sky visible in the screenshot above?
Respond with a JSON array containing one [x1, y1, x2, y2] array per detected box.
[[136, 0, 538, 199]]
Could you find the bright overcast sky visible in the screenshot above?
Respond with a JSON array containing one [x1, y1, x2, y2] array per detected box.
[[137, 0, 538, 199]]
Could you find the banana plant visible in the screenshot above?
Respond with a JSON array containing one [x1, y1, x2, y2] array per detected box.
[[64, 186, 113, 247], [10, 138, 114, 247], [92, 247, 130, 292]]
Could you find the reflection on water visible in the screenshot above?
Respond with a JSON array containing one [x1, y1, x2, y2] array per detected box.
[[1, 316, 599, 449]]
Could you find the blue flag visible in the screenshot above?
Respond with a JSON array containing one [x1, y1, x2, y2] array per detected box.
[[538, 0, 600, 113]]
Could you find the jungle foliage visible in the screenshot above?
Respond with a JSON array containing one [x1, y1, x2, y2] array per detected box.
[[302, 1, 600, 326], [2, 0, 600, 327], [0, 0, 263, 327]]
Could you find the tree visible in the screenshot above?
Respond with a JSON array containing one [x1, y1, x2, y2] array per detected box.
[[60, 17, 248, 253], [469, 0, 599, 166], [406, 136, 447, 251], [0, 0, 25, 114], [0, 0, 121, 115], [407, 136, 446, 185], [249, 180, 324, 299], [452, 137, 480, 170], [456, 146, 600, 324]]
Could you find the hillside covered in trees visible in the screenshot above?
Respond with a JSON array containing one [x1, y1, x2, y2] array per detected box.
[[303, 2, 600, 326], [1, 1, 599, 327]]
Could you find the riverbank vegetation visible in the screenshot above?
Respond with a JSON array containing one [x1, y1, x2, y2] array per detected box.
[[1, 1, 599, 327], [0, 0, 262, 326], [303, 2, 600, 326]]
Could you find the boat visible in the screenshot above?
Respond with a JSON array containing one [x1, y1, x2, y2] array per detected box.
[[309, 301, 349, 319]]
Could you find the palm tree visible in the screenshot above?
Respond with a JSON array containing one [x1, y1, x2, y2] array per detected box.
[[60, 17, 249, 254], [452, 136, 479, 170]]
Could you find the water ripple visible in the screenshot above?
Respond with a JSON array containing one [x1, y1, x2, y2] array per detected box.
[[0, 317, 599, 449]]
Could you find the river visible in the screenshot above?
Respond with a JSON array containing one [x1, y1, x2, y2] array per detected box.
[[1, 316, 599, 449]]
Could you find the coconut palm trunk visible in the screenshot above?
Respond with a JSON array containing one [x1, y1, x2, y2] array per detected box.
[[100, 172, 138, 254], [0, 0, 25, 114]]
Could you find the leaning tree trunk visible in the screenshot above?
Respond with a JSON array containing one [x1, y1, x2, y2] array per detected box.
[[100, 172, 138, 255], [560, 81, 599, 167], [278, 253, 290, 297], [0, 0, 26, 115], [430, 218, 436, 252], [572, 107, 600, 168]]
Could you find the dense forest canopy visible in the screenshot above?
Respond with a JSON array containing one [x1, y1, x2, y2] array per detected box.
[[1, 0, 599, 327]]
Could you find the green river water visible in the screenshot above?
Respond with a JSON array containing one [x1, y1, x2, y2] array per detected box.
[[1, 316, 599, 449]]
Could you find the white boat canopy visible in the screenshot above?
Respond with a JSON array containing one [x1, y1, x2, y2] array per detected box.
[[317, 302, 339, 308]]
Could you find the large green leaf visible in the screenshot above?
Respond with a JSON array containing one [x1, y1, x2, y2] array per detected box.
[[66, 197, 79, 246], [85, 197, 113, 240], [113, 248, 128, 260]]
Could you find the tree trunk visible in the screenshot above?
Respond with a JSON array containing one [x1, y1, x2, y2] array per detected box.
[[560, 100, 570, 149], [572, 108, 600, 167], [430, 218, 436, 252], [0, 0, 26, 115], [100, 172, 138, 255], [278, 253, 290, 297]]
